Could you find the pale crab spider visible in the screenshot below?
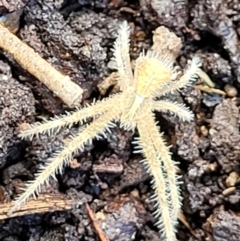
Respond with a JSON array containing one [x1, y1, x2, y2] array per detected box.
[[11, 22, 202, 241]]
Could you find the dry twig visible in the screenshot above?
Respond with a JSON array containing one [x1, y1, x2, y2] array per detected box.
[[0, 193, 80, 220], [195, 85, 226, 95], [0, 23, 83, 107], [97, 72, 119, 95], [86, 203, 110, 241]]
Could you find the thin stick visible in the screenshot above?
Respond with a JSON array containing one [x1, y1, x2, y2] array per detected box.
[[195, 85, 226, 95], [86, 204, 110, 241], [0, 193, 81, 220], [0, 23, 83, 107]]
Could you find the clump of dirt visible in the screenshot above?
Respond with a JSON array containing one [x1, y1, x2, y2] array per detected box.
[[0, 59, 35, 166]]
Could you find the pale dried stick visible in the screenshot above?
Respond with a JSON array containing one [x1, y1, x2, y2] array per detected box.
[[0, 193, 81, 220], [0, 23, 83, 107]]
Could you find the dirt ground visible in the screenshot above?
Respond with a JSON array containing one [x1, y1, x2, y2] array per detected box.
[[0, 0, 240, 240]]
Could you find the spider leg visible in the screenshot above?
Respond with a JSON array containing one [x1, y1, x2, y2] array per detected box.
[[9, 109, 120, 214], [113, 21, 134, 91], [153, 100, 194, 122], [156, 56, 202, 97], [135, 113, 179, 241], [19, 93, 122, 139]]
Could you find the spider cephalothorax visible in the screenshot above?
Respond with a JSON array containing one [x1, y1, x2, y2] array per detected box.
[[11, 22, 202, 241]]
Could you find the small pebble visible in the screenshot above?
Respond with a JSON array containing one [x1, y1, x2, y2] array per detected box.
[[200, 125, 208, 136], [222, 186, 236, 196], [224, 84, 238, 97], [130, 189, 139, 198], [225, 172, 239, 187]]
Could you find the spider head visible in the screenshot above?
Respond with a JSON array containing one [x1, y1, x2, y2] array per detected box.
[[134, 51, 175, 98]]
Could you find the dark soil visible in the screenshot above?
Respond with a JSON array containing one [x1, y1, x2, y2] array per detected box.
[[1, 0, 240, 240]]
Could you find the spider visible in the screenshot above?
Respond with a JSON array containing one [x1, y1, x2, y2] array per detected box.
[[10, 22, 202, 241]]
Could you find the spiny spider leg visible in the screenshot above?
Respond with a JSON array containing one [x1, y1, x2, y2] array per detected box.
[[113, 21, 134, 91], [136, 114, 177, 241], [156, 56, 202, 97], [145, 114, 182, 220], [9, 109, 120, 214], [18, 93, 121, 139], [153, 100, 194, 122]]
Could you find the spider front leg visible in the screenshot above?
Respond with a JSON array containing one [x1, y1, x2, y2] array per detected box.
[[10, 109, 120, 214], [135, 113, 180, 241], [157, 56, 202, 96], [113, 21, 134, 91], [18, 93, 121, 139], [153, 100, 194, 122]]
